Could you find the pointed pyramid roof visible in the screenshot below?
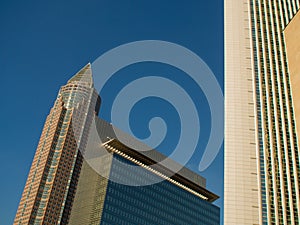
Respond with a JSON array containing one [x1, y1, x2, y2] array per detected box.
[[68, 63, 93, 87]]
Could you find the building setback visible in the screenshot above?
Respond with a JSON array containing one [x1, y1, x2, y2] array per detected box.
[[14, 64, 220, 225], [224, 0, 300, 224]]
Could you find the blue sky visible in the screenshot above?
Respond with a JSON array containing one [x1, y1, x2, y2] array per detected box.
[[0, 0, 224, 224]]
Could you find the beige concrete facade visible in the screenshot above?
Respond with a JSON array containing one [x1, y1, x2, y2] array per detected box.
[[224, 0, 261, 224], [284, 9, 300, 221], [285, 9, 300, 158], [225, 0, 300, 224]]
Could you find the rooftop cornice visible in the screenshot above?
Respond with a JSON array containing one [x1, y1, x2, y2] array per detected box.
[[102, 138, 219, 203]]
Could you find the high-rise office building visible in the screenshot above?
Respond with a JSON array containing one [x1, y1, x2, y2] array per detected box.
[[14, 64, 100, 225], [225, 0, 300, 224], [14, 64, 220, 224], [68, 118, 220, 225]]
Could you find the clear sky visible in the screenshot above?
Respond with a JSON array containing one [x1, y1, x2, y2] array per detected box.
[[0, 0, 224, 224]]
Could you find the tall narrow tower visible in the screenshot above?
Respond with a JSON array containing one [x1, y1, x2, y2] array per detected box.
[[14, 64, 100, 225], [225, 0, 300, 224], [14, 63, 222, 225]]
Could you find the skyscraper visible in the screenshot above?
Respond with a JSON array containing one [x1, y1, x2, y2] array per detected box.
[[14, 64, 220, 224], [225, 0, 300, 224], [14, 64, 100, 224]]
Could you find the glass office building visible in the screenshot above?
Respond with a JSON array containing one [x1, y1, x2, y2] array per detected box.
[[15, 64, 220, 224], [225, 0, 300, 224], [69, 119, 220, 225]]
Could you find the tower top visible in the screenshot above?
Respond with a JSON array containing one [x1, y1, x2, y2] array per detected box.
[[68, 63, 93, 87]]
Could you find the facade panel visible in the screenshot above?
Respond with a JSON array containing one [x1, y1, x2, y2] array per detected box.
[[225, 0, 300, 224], [100, 154, 220, 225]]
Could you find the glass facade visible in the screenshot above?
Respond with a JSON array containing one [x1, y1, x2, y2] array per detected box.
[[69, 123, 220, 225], [100, 154, 220, 225], [69, 119, 220, 225]]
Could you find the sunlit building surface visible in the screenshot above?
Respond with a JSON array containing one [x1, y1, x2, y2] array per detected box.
[[14, 64, 100, 225], [14, 64, 220, 224], [225, 0, 300, 224]]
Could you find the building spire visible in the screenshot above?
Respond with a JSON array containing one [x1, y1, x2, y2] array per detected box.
[[68, 63, 93, 87]]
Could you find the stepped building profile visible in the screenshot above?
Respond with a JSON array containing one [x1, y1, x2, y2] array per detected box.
[[225, 0, 300, 224], [14, 64, 220, 225]]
